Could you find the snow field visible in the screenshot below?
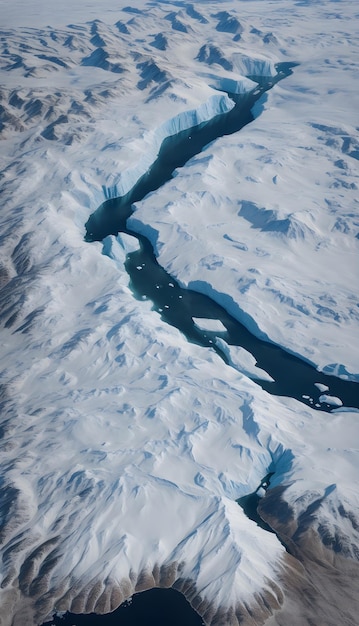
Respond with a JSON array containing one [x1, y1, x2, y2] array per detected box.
[[0, 1, 359, 625]]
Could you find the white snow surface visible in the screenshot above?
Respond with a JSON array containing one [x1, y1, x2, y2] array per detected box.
[[319, 394, 343, 407], [192, 318, 227, 332], [215, 338, 274, 383], [102, 234, 140, 266], [0, 1, 359, 624]]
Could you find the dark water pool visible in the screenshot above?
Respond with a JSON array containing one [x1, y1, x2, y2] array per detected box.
[[42, 587, 205, 626], [236, 472, 275, 534]]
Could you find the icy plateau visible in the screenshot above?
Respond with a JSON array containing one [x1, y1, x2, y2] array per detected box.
[[0, 1, 359, 626]]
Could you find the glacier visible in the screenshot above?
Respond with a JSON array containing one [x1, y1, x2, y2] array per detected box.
[[0, 1, 359, 626], [103, 92, 237, 199]]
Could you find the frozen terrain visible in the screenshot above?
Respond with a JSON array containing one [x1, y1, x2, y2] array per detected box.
[[0, 1, 359, 625]]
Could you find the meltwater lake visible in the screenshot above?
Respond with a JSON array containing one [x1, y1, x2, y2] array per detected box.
[[42, 588, 205, 626]]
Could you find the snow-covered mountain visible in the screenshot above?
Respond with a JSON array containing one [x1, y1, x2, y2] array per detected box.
[[0, 1, 358, 625]]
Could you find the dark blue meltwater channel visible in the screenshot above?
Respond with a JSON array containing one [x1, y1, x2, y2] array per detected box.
[[85, 64, 295, 240], [85, 63, 359, 412], [123, 230, 359, 412]]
